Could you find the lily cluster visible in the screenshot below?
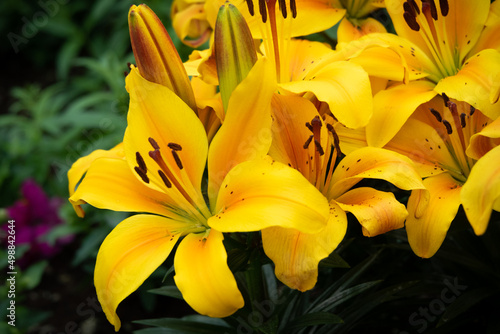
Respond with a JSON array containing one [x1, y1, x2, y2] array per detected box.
[[68, 0, 500, 330]]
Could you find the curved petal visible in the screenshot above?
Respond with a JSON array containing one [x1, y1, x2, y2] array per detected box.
[[286, 39, 334, 83], [208, 58, 276, 206], [125, 67, 208, 197], [435, 49, 500, 120], [367, 81, 437, 147], [406, 173, 462, 258], [328, 147, 425, 199], [280, 60, 373, 128], [95, 214, 184, 331], [262, 202, 347, 291], [69, 158, 187, 220], [461, 145, 500, 235], [336, 187, 407, 237], [208, 156, 329, 233], [174, 229, 244, 317], [172, 3, 211, 48], [337, 17, 387, 45], [67, 143, 125, 217], [467, 116, 500, 160]]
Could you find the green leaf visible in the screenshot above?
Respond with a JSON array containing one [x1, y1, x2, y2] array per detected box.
[[148, 285, 183, 300], [19, 260, 48, 290], [319, 251, 350, 268], [133, 318, 233, 334], [285, 312, 343, 331]]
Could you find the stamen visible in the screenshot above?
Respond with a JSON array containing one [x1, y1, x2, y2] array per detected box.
[[425, 0, 438, 20], [404, 12, 420, 31], [327, 123, 342, 161], [439, 0, 449, 16], [407, 0, 420, 14], [279, 0, 287, 19], [442, 120, 453, 134], [305, 122, 313, 132], [136, 152, 147, 171], [158, 170, 172, 188], [259, 0, 267, 22], [442, 92, 450, 106], [148, 137, 160, 150], [314, 140, 324, 156], [430, 108, 442, 122], [168, 143, 183, 151], [171, 150, 184, 170], [134, 166, 150, 183], [303, 135, 313, 149], [290, 0, 297, 18], [460, 113, 466, 128], [403, 2, 415, 18], [246, 0, 255, 16]]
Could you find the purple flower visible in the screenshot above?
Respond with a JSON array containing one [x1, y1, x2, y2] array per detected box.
[[5, 179, 73, 267]]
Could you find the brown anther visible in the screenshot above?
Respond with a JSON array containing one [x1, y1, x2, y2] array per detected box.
[[439, 0, 449, 16], [171, 150, 184, 170], [442, 92, 450, 106], [460, 113, 466, 128], [303, 135, 314, 149], [428, 0, 438, 20], [403, 2, 415, 18], [134, 166, 150, 183], [148, 137, 160, 150], [314, 139, 325, 156], [442, 120, 453, 134], [290, 0, 297, 18], [168, 143, 183, 151], [158, 170, 172, 188], [430, 108, 442, 122], [259, 0, 267, 22], [408, 0, 420, 15], [279, 0, 287, 18], [327, 123, 343, 160], [135, 152, 147, 172], [470, 105, 476, 116], [305, 122, 313, 132], [246, 0, 255, 16], [404, 12, 420, 31]]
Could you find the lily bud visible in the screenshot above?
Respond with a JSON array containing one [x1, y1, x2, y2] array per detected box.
[[128, 4, 197, 112], [214, 2, 257, 113]]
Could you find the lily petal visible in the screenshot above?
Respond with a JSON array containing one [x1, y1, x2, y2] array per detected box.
[[208, 58, 275, 206], [208, 157, 329, 233], [69, 158, 187, 220], [467, 116, 500, 160], [174, 229, 244, 317], [328, 147, 425, 200], [67, 143, 124, 217], [280, 60, 373, 129], [367, 81, 436, 147], [336, 187, 407, 237], [406, 173, 462, 258], [262, 202, 347, 291], [435, 49, 500, 120], [461, 145, 500, 235], [95, 214, 184, 331]]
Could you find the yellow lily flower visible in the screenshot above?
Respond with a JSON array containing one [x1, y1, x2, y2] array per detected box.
[[68, 58, 330, 331], [336, 0, 500, 146], [378, 95, 500, 258], [332, 0, 387, 44], [195, 0, 374, 128], [171, 0, 212, 47], [263, 93, 425, 291]]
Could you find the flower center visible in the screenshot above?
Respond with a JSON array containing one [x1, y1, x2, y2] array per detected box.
[[133, 137, 211, 225], [303, 115, 342, 195], [427, 95, 490, 182], [402, 0, 459, 80]]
